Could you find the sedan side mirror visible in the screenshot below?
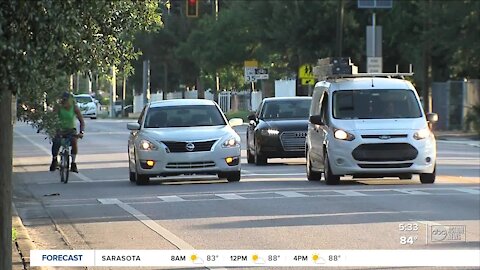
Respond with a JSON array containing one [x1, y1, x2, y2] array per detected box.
[[309, 115, 324, 125], [127, 122, 140, 130], [229, 118, 244, 127], [426, 113, 438, 123]]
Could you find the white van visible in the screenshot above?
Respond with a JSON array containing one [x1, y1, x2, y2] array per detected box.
[[306, 75, 438, 185]]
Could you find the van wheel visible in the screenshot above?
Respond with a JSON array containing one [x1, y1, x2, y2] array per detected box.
[[306, 148, 321, 181], [136, 172, 150, 185], [420, 166, 436, 184], [324, 152, 340, 185]]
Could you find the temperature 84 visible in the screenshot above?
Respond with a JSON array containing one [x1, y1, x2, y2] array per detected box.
[[400, 236, 418, 245]]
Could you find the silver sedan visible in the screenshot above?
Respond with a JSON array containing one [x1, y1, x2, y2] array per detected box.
[[127, 99, 243, 185]]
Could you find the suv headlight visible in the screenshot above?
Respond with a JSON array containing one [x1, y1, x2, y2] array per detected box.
[[261, 129, 280, 136], [334, 128, 355, 141], [414, 128, 431, 140], [223, 137, 240, 148], [139, 139, 157, 150]]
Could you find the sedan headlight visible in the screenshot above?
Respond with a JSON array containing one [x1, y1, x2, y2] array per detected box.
[[261, 129, 280, 136], [223, 137, 240, 148], [139, 139, 157, 150], [334, 128, 355, 141], [414, 128, 431, 140]]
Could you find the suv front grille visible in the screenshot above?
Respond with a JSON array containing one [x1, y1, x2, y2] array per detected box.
[[352, 143, 418, 162], [280, 131, 307, 152], [162, 140, 217, 153]]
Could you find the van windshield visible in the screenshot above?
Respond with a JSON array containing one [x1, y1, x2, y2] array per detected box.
[[333, 89, 422, 119]]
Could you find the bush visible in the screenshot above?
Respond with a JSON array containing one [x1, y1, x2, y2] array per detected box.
[[465, 104, 480, 135], [225, 110, 251, 121], [12, 228, 17, 242]]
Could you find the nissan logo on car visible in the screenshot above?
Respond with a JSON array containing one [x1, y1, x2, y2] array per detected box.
[[185, 142, 195, 151]]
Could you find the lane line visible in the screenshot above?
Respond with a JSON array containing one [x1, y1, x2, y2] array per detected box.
[[99, 198, 193, 249], [275, 191, 308, 198], [335, 190, 368, 196], [98, 198, 227, 270], [395, 190, 429, 195], [14, 130, 93, 182], [158, 195, 185, 202], [454, 188, 480, 195], [215, 193, 246, 200]]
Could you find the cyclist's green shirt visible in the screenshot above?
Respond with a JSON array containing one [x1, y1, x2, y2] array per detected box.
[[58, 98, 76, 130]]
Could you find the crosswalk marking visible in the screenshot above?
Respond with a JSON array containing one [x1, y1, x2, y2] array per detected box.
[[335, 190, 368, 196], [157, 195, 185, 202], [275, 191, 308, 198], [454, 188, 480, 195], [396, 190, 429, 195], [216, 193, 246, 200]]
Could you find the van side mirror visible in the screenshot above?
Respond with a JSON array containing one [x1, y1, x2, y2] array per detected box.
[[309, 115, 323, 125], [247, 113, 257, 121], [426, 113, 438, 123], [127, 122, 140, 130]]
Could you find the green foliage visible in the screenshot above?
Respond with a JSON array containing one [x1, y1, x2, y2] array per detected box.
[[225, 110, 251, 122], [12, 228, 17, 242], [1, 0, 161, 135]]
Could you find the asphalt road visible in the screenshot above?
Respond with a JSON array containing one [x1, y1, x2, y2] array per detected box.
[[12, 119, 480, 269]]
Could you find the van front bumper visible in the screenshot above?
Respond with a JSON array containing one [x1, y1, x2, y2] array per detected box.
[[327, 134, 436, 176]]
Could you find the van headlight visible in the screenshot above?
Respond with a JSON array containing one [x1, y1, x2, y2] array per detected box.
[[139, 139, 157, 150], [414, 128, 431, 140], [223, 137, 240, 148], [334, 129, 355, 141], [261, 129, 280, 136]]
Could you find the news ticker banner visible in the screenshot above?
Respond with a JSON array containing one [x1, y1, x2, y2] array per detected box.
[[31, 249, 480, 267]]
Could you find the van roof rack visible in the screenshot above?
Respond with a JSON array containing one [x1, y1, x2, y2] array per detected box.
[[323, 72, 414, 80]]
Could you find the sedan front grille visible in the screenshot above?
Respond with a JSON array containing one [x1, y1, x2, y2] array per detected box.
[[162, 140, 217, 153], [280, 131, 307, 152], [352, 143, 418, 162], [166, 161, 216, 169]]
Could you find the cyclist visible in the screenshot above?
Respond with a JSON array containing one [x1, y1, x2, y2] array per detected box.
[[49, 92, 85, 173]]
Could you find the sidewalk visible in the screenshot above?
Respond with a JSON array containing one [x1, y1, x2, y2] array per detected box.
[[12, 204, 48, 270]]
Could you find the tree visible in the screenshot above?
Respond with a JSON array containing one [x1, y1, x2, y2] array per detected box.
[[0, 1, 161, 269]]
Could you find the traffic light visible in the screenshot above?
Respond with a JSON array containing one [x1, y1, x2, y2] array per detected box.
[[186, 0, 198, 17]]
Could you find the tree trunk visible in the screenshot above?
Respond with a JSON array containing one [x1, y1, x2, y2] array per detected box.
[[0, 89, 13, 270]]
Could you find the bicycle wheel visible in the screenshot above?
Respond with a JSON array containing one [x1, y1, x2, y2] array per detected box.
[[60, 149, 70, 183], [59, 148, 65, 183]]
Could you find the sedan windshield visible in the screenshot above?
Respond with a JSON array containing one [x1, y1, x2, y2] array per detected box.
[[144, 105, 226, 128], [261, 99, 311, 120], [333, 89, 422, 119], [75, 96, 93, 104]]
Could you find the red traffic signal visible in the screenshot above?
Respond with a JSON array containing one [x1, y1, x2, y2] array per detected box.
[[186, 0, 198, 17]]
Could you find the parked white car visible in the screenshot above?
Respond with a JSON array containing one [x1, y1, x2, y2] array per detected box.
[[127, 99, 243, 185], [306, 76, 438, 185], [74, 94, 98, 119]]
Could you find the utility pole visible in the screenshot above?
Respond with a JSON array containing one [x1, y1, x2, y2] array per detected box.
[[109, 66, 116, 118], [215, 0, 220, 100], [122, 71, 126, 118], [142, 60, 151, 106], [335, 0, 344, 57]]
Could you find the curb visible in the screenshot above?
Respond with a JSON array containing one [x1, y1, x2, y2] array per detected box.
[[12, 203, 49, 270]]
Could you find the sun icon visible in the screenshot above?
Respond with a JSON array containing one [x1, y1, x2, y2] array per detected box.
[[190, 254, 204, 264], [312, 253, 325, 264]]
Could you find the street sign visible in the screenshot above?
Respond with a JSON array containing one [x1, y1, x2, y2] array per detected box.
[[244, 60, 258, 83], [254, 68, 269, 80], [367, 57, 383, 73], [301, 78, 315, 86], [358, 0, 392, 9], [299, 64, 314, 79]]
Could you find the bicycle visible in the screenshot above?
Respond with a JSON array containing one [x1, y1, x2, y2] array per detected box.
[[58, 133, 79, 183]]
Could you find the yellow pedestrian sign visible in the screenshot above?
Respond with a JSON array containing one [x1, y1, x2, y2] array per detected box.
[[299, 64, 315, 85]]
